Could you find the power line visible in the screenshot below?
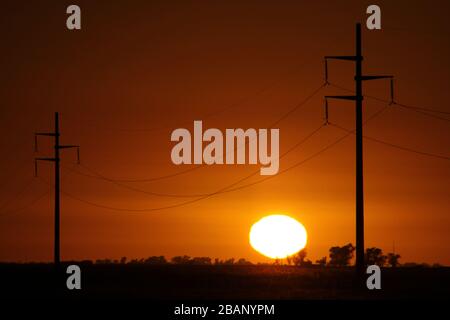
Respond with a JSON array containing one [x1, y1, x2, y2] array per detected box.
[[0, 189, 48, 218], [329, 82, 450, 122], [68, 161, 202, 183], [268, 83, 326, 128], [63, 164, 205, 198], [0, 177, 36, 212], [222, 106, 391, 195], [59, 102, 389, 213], [0, 156, 34, 192], [63, 122, 326, 199], [219, 131, 352, 194], [69, 82, 327, 183], [85, 60, 319, 133], [60, 125, 333, 213], [394, 102, 450, 115], [396, 106, 450, 123], [58, 123, 326, 213], [330, 122, 450, 161]]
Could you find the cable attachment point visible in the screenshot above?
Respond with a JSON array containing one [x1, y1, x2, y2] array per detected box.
[[324, 98, 329, 126], [389, 78, 395, 105]]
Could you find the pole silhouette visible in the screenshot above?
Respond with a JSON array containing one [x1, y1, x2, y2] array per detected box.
[[324, 23, 394, 275], [355, 23, 364, 276], [35, 112, 80, 267]]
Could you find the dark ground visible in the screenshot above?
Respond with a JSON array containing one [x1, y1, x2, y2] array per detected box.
[[0, 263, 449, 300]]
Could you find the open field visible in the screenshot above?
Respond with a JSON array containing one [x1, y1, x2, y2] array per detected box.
[[0, 264, 449, 300]]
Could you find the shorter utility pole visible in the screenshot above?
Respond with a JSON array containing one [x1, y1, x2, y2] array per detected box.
[[35, 112, 80, 267]]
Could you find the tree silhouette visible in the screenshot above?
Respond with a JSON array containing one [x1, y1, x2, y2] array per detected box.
[[329, 243, 355, 267], [365, 247, 387, 266], [289, 249, 312, 266], [145, 256, 167, 265], [236, 258, 253, 265], [223, 258, 235, 265], [191, 257, 212, 265], [315, 257, 327, 267], [95, 258, 112, 264], [171, 255, 191, 264], [293, 249, 307, 266], [387, 253, 401, 267], [214, 258, 236, 265]]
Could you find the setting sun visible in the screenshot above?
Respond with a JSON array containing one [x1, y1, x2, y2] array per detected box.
[[249, 214, 308, 259]]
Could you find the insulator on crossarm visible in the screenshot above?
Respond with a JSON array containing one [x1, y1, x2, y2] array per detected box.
[[389, 78, 395, 105], [324, 99, 329, 125]]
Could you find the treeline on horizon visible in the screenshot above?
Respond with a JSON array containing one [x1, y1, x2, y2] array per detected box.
[[3, 243, 444, 267]]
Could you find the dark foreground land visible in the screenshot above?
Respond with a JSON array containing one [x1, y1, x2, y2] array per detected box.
[[0, 264, 449, 300]]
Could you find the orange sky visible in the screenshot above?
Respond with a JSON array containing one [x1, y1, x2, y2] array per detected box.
[[0, 0, 449, 265]]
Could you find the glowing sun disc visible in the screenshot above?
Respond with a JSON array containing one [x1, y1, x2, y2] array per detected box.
[[249, 214, 307, 259]]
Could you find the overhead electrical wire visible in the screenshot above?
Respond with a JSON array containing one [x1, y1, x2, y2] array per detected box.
[[4, 74, 447, 215], [330, 122, 450, 161], [0, 177, 37, 212], [63, 121, 326, 198], [75, 79, 448, 186], [64, 82, 327, 184], [60, 105, 389, 213], [0, 156, 33, 192], [88, 59, 320, 134], [219, 106, 391, 195], [329, 82, 450, 122], [0, 188, 49, 218]]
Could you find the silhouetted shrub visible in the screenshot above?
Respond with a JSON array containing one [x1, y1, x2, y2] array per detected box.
[[171, 255, 191, 264], [145, 256, 167, 265], [365, 247, 387, 266], [95, 259, 113, 264], [328, 243, 355, 267], [191, 257, 212, 265], [236, 258, 253, 265], [386, 253, 401, 267], [288, 249, 312, 267], [315, 257, 327, 267]]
